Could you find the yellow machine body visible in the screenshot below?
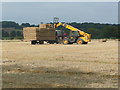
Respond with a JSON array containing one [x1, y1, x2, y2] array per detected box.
[[54, 22, 91, 43]]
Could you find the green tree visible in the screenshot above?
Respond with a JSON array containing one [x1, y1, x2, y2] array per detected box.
[[16, 31, 22, 37], [2, 21, 22, 29], [21, 23, 30, 27], [87, 28, 101, 39], [103, 26, 118, 38], [2, 30, 9, 37], [10, 31, 16, 38]]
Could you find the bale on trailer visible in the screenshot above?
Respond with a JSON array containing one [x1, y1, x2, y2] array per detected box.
[[23, 25, 56, 44], [23, 27, 39, 41], [39, 24, 53, 29]]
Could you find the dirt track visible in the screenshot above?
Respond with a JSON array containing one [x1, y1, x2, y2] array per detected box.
[[2, 40, 118, 88]]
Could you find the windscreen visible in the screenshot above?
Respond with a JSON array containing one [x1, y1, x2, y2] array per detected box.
[[70, 31, 79, 36]]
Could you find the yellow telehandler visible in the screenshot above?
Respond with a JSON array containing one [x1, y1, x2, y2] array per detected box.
[[54, 17, 91, 44]]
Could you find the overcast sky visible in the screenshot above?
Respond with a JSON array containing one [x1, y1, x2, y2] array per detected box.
[[2, 2, 118, 24]]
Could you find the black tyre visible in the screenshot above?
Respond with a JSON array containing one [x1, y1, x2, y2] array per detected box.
[[48, 41, 55, 44], [63, 38, 69, 45], [31, 40, 36, 45], [83, 42, 88, 44], [39, 41, 44, 44], [77, 38, 88, 44], [68, 42, 73, 44]]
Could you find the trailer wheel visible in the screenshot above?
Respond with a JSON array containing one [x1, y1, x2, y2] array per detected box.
[[48, 41, 55, 44], [31, 40, 36, 45], [39, 41, 44, 44]]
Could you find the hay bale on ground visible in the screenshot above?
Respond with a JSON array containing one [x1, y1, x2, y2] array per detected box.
[[99, 39, 107, 42]]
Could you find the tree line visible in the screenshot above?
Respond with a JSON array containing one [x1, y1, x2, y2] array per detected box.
[[1, 21, 119, 40], [2, 30, 23, 39], [69, 22, 119, 39], [1, 21, 38, 40]]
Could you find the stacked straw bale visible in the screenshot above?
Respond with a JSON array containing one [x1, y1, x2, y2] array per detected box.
[[23, 25, 56, 41]]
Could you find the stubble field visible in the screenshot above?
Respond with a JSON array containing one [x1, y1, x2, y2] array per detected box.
[[2, 40, 119, 88]]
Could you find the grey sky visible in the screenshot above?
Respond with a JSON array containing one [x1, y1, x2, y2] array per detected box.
[[2, 2, 118, 24]]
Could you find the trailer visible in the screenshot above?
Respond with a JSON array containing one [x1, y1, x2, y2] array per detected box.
[[23, 24, 57, 44]]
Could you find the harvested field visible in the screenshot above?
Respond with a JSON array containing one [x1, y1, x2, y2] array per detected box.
[[2, 40, 119, 88]]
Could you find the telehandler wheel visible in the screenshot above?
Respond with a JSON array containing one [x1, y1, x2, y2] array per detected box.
[[63, 39, 69, 45], [77, 38, 88, 44], [77, 39, 84, 44]]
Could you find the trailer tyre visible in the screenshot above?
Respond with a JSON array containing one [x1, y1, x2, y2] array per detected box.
[[31, 40, 36, 45], [48, 41, 55, 44], [39, 41, 44, 44]]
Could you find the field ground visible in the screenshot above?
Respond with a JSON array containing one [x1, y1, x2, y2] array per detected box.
[[2, 40, 119, 88]]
